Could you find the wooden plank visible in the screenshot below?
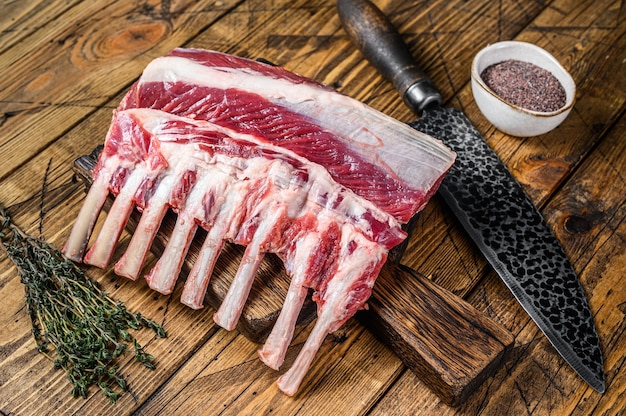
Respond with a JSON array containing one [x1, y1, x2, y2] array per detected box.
[[360, 265, 514, 406], [1, 0, 624, 414], [0, 0, 515, 410], [136, 319, 402, 416], [0, 0, 243, 181], [0, 0, 83, 54]]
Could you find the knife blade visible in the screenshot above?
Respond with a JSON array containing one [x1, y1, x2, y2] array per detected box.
[[337, 0, 605, 393]]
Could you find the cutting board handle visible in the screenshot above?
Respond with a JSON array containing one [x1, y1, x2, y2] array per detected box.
[[337, 0, 442, 114], [364, 263, 515, 406]]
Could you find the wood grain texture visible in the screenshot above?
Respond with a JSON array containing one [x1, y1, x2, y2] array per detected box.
[[0, 0, 83, 55], [0, 0, 243, 180], [1, 0, 625, 414], [361, 264, 514, 406]]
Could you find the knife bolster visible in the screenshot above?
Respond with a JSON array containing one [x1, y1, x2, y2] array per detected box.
[[404, 80, 443, 115]]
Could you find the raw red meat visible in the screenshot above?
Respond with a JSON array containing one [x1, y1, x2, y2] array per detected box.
[[118, 48, 454, 223], [62, 49, 455, 396]]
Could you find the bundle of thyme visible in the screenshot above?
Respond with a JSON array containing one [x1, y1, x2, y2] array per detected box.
[[0, 205, 166, 403]]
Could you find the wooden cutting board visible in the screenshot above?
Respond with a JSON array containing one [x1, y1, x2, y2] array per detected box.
[[73, 148, 514, 406]]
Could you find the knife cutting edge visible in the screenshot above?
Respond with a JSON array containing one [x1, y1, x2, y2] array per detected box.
[[337, 0, 605, 393]]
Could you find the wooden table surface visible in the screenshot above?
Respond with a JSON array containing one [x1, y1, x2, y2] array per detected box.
[[1, 0, 624, 414]]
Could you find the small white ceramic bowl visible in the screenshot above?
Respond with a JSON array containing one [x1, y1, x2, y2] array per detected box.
[[471, 41, 576, 137]]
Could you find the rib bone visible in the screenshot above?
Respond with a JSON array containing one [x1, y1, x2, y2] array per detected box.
[[64, 48, 455, 397]]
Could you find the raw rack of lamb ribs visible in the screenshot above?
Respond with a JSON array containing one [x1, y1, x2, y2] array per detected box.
[[63, 48, 455, 395]]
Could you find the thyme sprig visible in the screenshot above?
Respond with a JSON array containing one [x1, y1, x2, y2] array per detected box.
[[0, 205, 166, 403]]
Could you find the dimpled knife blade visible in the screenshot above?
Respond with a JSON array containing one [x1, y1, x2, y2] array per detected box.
[[337, 0, 605, 392], [412, 107, 604, 392]]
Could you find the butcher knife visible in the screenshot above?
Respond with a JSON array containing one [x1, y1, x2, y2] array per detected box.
[[337, 0, 605, 393]]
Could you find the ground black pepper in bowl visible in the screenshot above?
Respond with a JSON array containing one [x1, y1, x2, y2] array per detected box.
[[480, 59, 566, 112]]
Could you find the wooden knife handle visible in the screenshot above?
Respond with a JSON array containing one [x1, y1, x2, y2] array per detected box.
[[363, 263, 515, 406], [337, 0, 442, 114]]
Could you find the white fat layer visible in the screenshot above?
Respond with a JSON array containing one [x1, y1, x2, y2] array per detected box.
[[320, 229, 382, 327], [127, 108, 402, 241], [138, 55, 455, 192], [83, 165, 149, 268], [214, 202, 288, 330], [284, 231, 320, 277], [115, 182, 170, 278], [62, 169, 112, 261]]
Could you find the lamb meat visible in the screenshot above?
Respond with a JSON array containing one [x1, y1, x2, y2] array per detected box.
[[63, 49, 455, 396], [117, 48, 453, 223]]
